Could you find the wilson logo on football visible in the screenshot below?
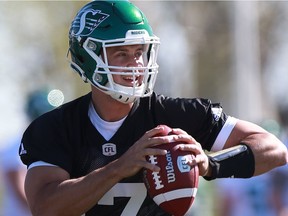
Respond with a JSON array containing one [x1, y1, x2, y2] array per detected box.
[[165, 151, 176, 183]]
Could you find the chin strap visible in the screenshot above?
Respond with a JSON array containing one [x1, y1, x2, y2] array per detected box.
[[109, 92, 136, 104]]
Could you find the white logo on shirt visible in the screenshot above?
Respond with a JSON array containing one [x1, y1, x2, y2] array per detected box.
[[212, 107, 223, 122], [102, 143, 117, 156], [19, 143, 27, 155]]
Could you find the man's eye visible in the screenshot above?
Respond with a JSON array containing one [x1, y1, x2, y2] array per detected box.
[[116, 52, 126, 57], [135, 51, 143, 58]]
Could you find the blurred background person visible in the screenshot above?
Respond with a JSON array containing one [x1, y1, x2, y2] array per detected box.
[[269, 107, 288, 216], [216, 168, 274, 216], [215, 118, 287, 216], [0, 89, 63, 216]]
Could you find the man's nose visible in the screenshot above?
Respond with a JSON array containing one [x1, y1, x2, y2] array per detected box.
[[127, 56, 141, 67]]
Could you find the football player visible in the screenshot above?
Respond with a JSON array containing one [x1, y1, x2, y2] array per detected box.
[[19, 1, 288, 216]]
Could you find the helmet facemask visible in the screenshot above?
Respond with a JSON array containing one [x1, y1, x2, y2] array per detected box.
[[82, 30, 160, 103]]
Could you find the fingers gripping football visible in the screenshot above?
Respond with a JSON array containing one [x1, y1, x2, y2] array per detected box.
[[115, 126, 174, 178], [165, 126, 209, 177], [178, 142, 209, 177], [115, 125, 207, 180]]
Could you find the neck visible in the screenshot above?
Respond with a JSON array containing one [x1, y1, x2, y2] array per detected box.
[[91, 86, 133, 122]]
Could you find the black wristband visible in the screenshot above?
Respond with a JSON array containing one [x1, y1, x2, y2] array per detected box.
[[204, 144, 255, 181]]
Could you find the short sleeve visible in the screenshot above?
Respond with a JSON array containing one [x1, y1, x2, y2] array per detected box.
[[151, 94, 229, 150], [20, 111, 73, 173]]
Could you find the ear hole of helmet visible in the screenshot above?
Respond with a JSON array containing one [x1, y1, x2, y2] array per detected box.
[[87, 40, 97, 52], [94, 72, 108, 86]]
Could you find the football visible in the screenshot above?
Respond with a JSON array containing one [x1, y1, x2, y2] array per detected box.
[[143, 125, 199, 216]]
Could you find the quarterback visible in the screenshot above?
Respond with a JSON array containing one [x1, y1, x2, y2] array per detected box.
[[20, 1, 288, 216]]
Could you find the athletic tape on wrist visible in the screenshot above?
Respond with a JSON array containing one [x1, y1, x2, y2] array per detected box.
[[204, 144, 255, 180]]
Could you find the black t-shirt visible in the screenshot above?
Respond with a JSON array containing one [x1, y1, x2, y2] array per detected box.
[[20, 92, 228, 216]]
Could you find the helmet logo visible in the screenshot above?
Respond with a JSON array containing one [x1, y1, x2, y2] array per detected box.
[[72, 9, 109, 37]]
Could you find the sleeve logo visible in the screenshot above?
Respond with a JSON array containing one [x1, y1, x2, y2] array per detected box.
[[19, 142, 27, 155], [212, 107, 223, 122]]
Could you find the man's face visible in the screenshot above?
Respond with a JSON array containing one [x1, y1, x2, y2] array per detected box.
[[105, 44, 147, 87]]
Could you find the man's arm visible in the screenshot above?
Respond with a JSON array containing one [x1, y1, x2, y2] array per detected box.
[[25, 162, 122, 216], [182, 119, 288, 179], [224, 119, 288, 176], [24, 126, 189, 216]]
